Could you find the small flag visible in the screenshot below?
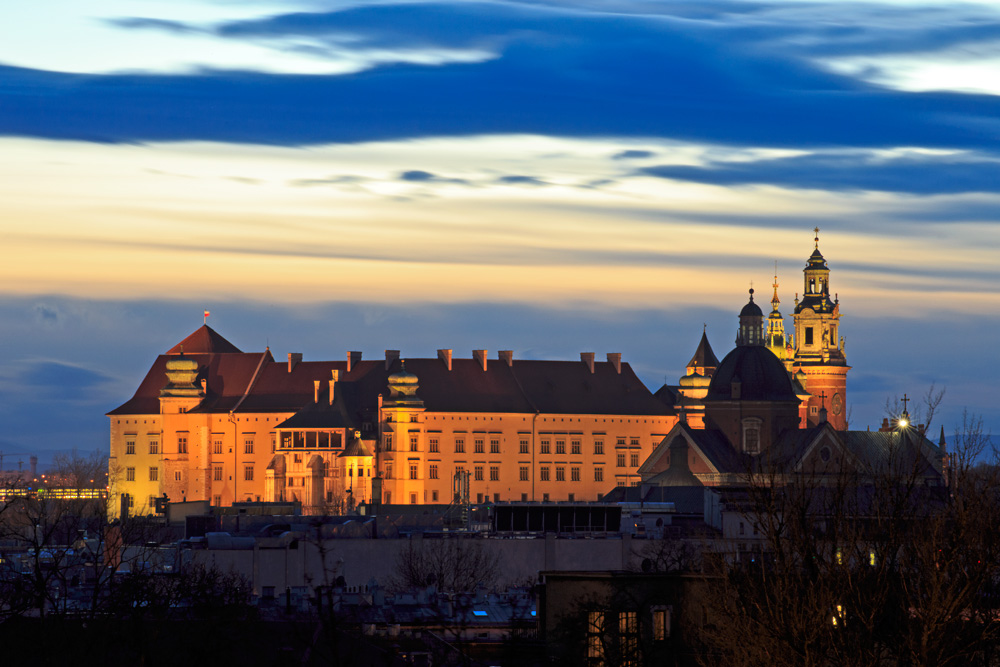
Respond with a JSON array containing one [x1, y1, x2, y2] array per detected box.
[[204, 310, 210, 318]]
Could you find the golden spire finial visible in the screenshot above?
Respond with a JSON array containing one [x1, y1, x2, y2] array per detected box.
[[771, 261, 780, 308], [814, 226, 820, 248]]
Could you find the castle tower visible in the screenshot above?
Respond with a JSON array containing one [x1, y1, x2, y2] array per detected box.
[[676, 328, 719, 428], [792, 229, 850, 429], [766, 267, 793, 368]]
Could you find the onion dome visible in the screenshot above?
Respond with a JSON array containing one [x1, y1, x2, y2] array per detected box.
[[160, 355, 202, 397], [386, 360, 424, 408]]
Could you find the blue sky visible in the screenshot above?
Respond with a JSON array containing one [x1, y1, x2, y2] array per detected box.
[[1, 0, 997, 465]]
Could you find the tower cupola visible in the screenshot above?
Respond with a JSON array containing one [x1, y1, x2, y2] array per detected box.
[[736, 288, 764, 346]]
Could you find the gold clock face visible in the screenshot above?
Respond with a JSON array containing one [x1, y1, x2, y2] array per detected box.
[[832, 393, 843, 415]]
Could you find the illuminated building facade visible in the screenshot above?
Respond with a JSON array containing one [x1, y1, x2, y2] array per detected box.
[[108, 234, 861, 514]]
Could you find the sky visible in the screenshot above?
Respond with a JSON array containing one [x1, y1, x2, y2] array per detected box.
[[1, 0, 998, 467]]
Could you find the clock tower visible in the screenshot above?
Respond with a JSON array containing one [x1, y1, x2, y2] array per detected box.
[[792, 229, 850, 429]]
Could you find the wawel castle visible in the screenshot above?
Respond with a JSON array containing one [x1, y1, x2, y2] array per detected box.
[[109, 234, 941, 516]]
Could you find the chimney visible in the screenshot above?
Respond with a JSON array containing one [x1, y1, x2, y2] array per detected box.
[[385, 350, 400, 370], [581, 352, 595, 373], [288, 352, 302, 373], [498, 350, 513, 367], [438, 349, 453, 371], [329, 369, 339, 405], [347, 351, 362, 373], [473, 349, 488, 371], [607, 353, 622, 374], [314, 380, 321, 403]]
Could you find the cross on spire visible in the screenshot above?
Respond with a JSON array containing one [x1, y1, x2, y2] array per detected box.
[[901, 393, 910, 414]]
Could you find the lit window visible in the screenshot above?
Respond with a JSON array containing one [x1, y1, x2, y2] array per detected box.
[[652, 607, 671, 640], [587, 611, 604, 660]]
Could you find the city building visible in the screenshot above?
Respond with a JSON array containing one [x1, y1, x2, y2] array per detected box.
[[108, 234, 867, 515]]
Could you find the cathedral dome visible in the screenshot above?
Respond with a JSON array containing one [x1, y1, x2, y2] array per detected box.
[[706, 345, 798, 402]]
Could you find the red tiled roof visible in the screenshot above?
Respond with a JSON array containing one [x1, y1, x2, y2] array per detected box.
[[166, 325, 242, 355]]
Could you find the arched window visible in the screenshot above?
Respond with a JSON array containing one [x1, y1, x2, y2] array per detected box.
[[742, 418, 762, 454]]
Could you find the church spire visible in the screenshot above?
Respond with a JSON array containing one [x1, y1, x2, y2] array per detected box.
[[766, 263, 790, 363]]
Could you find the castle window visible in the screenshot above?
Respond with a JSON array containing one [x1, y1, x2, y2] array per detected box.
[[178, 436, 188, 454], [617, 453, 626, 467], [385, 434, 393, 451], [490, 465, 499, 481], [474, 438, 485, 453], [556, 439, 566, 454], [520, 466, 529, 481], [149, 467, 159, 482], [594, 467, 603, 482], [125, 438, 135, 455], [540, 439, 551, 454], [385, 462, 393, 479], [410, 435, 418, 451], [475, 465, 484, 481], [429, 437, 439, 453], [571, 467, 580, 482], [174, 471, 181, 482], [126, 467, 135, 482], [805, 327, 814, 345], [455, 437, 465, 453], [244, 465, 253, 481], [556, 467, 565, 482], [742, 418, 762, 455], [490, 438, 500, 453], [214, 466, 222, 481], [540, 467, 550, 481], [243, 436, 253, 454], [571, 439, 581, 454], [594, 440, 604, 455], [630, 452, 639, 467], [429, 464, 439, 479], [149, 440, 159, 455], [519, 439, 529, 454], [409, 464, 418, 480]]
